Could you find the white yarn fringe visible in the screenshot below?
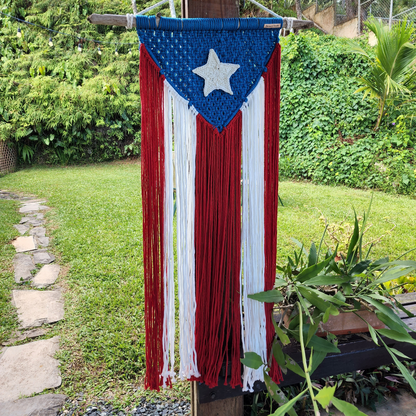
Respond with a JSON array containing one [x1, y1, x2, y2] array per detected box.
[[166, 81, 201, 380], [161, 81, 176, 386], [240, 78, 268, 392]]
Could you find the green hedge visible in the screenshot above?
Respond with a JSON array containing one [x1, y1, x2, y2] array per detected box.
[[279, 32, 416, 195], [0, 0, 180, 164], [1, 2, 415, 195]]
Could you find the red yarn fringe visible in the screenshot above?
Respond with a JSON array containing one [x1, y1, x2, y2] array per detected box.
[[140, 44, 167, 391], [194, 113, 243, 389], [264, 44, 283, 384]]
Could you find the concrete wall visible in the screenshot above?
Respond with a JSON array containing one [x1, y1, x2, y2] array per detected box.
[[303, 4, 316, 21], [314, 5, 335, 34], [303, 3, 360, 38], [333, 17, 358, 38], [368, 31, 377, 46]]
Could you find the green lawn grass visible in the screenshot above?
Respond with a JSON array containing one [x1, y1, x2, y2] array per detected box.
[[1, 162, 416, 409], [0, 199, 20, 344]]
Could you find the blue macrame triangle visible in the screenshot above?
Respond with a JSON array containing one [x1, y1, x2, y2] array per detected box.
[[136, 16, 282, 131]]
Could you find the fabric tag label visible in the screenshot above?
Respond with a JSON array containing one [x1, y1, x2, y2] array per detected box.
[[264, 23, 281, 28]]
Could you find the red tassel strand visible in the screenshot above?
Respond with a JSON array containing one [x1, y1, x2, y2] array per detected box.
[[194, 113, 243, 389], [263, 44, 283, 384], [140, 44, 167, 391]]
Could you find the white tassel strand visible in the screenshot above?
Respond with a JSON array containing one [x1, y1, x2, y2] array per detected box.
[[161, 81, 176, 386], [240, 77, 268, 392], [168, 83, 200, 380]]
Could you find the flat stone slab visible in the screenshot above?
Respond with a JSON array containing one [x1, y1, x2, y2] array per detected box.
[[12, 236, 36, 253], [14, 254, 36, 283], [39, 205, 49, 210], [32, 250, 55, 264], [32, 264, 60, 288], [28, 218, 44, 226], [13, 224, 30, 235], [35, 213, 44, 220], [30, 227, 46, 238], [19, 217, 30, 224], [36, 236, 50, 247], [0, 393, 67, 416], [19, 203, 40, 213], [0, 337, 61, 402], [12, 290, 64, 328]]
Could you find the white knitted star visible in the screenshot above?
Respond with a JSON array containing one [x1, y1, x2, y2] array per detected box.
[[192, 49, 240, 97]]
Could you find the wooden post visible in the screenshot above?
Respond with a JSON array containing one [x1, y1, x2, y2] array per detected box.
[[182, 0, 239, 18], [182, 0, 243, 412]]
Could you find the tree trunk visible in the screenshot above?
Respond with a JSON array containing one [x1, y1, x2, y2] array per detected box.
[[295, 0, 302, 20]]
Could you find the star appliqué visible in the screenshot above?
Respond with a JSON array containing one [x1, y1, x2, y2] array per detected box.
[[192, 49, 240, 97]]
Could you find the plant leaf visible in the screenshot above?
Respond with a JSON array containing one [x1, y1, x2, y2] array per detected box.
[[296, 253, 335, 283], [264, 372, 298, 416], [388, 347, 411, 359], [308, 242, 317, 267], [368, 324, 379, 346], [361, 295, 409, 332], [240, 352, 263, 370], [275, 325, 291, 346], [272, 388, 308, 416], [310, 350, 327, 375], [298, 287, 328, 312], [307, 335, 341, 353], [248, 289, 283, 304], [370, 266, 415, 287], [285, 355, 306, 378], [304, 275, 352, 286], [346, 209, 360, 263], [315, 385, 336, 408], [273, 342, 286, 369], [275, 278, 288, 287], [380, 339, 416, 394], [331, 397, 368, 416], [376, 328, 416, 346], [376, 312, 408, 335]]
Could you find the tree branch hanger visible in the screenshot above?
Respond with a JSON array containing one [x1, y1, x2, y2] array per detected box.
[[88, 0, 313, 30]]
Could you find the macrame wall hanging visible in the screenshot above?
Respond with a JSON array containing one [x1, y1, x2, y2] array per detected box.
[[137, 15, 282, 392]]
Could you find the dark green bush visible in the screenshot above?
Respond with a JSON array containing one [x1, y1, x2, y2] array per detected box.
[[279, 32, 416, 195], [0, 0, 178, 164]]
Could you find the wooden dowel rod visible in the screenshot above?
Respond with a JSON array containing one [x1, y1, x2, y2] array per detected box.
[[87, 13, 313, 29]]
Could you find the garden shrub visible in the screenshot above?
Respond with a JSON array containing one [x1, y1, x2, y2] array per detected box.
[[1, 2, 415, 196], [0, 0, 180, 164], [279, 32, 416, 195]]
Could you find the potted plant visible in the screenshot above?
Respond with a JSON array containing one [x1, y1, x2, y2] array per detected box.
[[242, 200, 416, 415]]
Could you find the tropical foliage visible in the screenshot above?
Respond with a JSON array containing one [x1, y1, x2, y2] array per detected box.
[[348, 19, 416, 130], [279, 31, 416, 195], [243, 202, 416, 415]]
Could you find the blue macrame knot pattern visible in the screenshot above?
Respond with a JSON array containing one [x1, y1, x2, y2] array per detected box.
[[136, 16, 282, 131]]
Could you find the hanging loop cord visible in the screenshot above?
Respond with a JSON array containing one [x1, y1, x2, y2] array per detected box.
[[126, 0, 176, 28], [126, 13, 135, 29], [286, 17, 295, 34]]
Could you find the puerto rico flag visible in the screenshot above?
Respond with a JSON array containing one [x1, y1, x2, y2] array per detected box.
[[137, 15, 282, 392]]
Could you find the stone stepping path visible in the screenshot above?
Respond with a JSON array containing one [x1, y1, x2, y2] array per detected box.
[[14, 253, 36, 283], [12, 290, 64, 328], [12, 235, 36, 252], [32, 264, 61, 288], [0, 337, 61, 402], [0, 393, 67, 416], [0, 191, 66, 414]]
